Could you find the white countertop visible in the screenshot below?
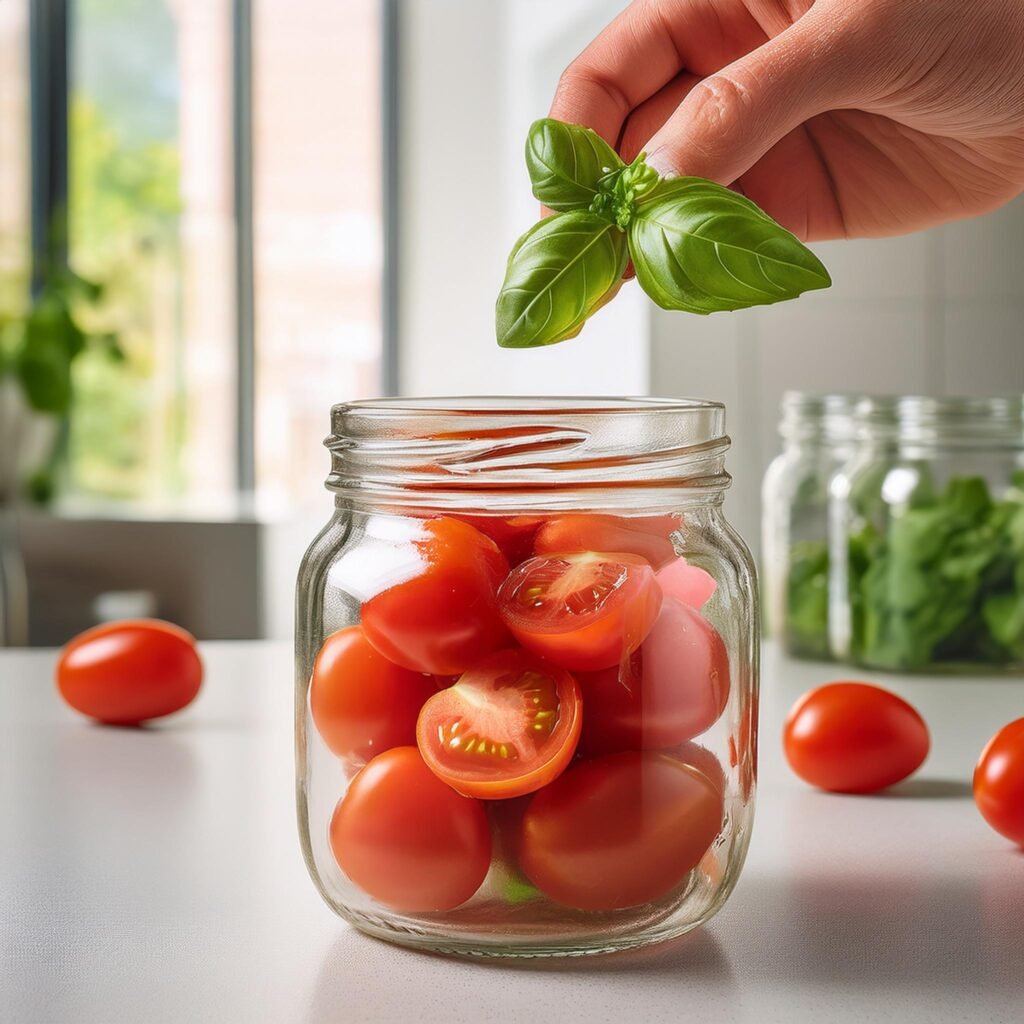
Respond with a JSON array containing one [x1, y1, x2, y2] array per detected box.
[[1, 641, 1022, 1024]]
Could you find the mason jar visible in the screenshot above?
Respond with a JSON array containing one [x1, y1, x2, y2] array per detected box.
[[295, 397, 759, 957], [761, 392, 859, 659], [830, 395, 1024, 673]]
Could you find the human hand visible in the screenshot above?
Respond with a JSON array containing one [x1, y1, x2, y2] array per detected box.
[[550, 0, 1024, 240]]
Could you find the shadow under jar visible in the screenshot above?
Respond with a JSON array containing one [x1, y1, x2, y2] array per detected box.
[[295, 397, 759, 957]]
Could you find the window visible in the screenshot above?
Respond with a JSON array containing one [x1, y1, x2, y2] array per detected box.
[[68, 0, 235, 505], [0, 0, 30, 305], [252, 0, 383, 508]]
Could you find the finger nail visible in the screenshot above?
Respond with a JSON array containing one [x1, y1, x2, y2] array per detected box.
[[645, 147, 679, 180]]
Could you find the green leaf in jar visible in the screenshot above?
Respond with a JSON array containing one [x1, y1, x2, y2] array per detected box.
[[525, 118, 624, 212], [496, 212, 629, 349], [628, 178, 831, 314]]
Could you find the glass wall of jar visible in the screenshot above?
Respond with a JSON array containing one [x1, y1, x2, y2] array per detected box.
[[830, 396, 1024, 673], [761, 392, 860, 659], [295, 398, 759, 957]]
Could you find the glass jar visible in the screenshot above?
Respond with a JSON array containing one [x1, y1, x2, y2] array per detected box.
[[761, 392, 859, 659], [830, 396, 1024, 673], [295, 397, 759, 957]]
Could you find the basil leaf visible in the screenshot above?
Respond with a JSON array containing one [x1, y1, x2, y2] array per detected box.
[[629, 178, 831, 314], [496, 212, 628, 349], [525, 119, 623, 212]]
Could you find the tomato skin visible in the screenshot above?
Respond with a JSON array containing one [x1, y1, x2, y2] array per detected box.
[[56, 619, 202, 725], [329, 746, 491, 912], [498, 552, 663, 672], [974, 718, 1024, 847], [578, 599, 730, 755], [454, 515, 543, 566], [533, 514, 679, 568], [656, 557, 717, 609], [310, 627, 438, 762], [360, 517, 510, 676], [783, 682, 929, 794], [519, 750, 723, 911], [417, 649, 582, 799]]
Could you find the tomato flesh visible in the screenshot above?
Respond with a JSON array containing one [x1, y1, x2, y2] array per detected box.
[[310, 626, 438, 762], [416, 648, 581, 799], [498, 552, 662, 671], [330, 746, 491, 912], [533, 514, 680, 568], [359, 516, 510, 675], [56, 619, 203, 725], [974, 717, 1024, 847], [783, 682, 929, 793], [579, 598, 730, 755], [519, 750, 723, 911]]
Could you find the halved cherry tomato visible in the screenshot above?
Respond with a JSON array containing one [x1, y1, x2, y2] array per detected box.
[[360, 516, 510, 675], [519, 750, 723, 911], [310, 626, 438, 762], [578, 598, 730, 755], [974, 718, 1024, 847], [783, 682, 929, 794], [453, 515, 543, 566], [330, 746, 491, 912], [497, 552, 662, 672], [657, 557, 717, 608], [533, 514, 680, 568], [56, 619, 203, 725], [416, 648, 581, 799]]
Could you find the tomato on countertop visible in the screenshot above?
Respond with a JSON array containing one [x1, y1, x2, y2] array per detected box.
[[974, 718, 1024, 847], [56, 619, 203, 725], [359, 516, 511, 676], [783, 682, 929, 794], [578, 597, 730, 755], [519, 750, 724, 911], [310, 626, 438, 763], [498, 551, 662, 671], [416, 648, 581, 799], [330, 746, 491, 913]]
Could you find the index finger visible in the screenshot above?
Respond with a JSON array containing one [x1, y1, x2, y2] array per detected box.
[[549, 1, 687, 145]]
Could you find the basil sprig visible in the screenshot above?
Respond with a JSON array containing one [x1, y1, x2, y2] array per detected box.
[[496, 118, 831, 348]]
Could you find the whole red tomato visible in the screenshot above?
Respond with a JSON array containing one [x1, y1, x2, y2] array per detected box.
[[310, 626, 437, 762], [330, 746, 491, 912], [974, 718, 1024, 847], [56, 619, 203, 725], [360, 516, 510, 675], [783, 682, 929, 794], [519, 750, 723, 911], [578, 598, 730, 755]]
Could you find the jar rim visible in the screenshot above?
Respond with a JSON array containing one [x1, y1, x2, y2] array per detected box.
[[326, 395, 732, 512], [855, 394, 1024, 447]]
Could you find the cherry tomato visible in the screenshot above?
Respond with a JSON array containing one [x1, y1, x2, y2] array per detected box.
[[310, 626, 438, 762], [533, 514, 680, 568], [673, 740, 727, 797], [519, 750, 723, 911], [498, 552, 662, 672], [360, 516, 510, 676], [656, 557, 717, 608], [783, 682, 929, 794], [416, 648, 581, 799], [56, 619, 203, 725], [578, 598, 730, 755], [974, 718, 1024, 847], [453, 515, 543, 566], [329, 746, 491, 912]]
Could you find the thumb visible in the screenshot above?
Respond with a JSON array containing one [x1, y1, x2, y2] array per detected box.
[[643, 12, 865, 186]]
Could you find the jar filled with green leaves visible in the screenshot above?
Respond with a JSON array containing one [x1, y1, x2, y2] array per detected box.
[[762, 392, 860, 659], [830, 396, 1024, 673]]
